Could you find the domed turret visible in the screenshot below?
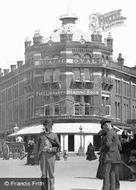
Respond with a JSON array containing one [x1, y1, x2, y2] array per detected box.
[[33, 30, 43, 45], [60, 13, 78, 25], [44, 12, 90, 43]]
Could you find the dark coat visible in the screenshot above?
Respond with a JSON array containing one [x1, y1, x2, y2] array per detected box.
[[101, 128, 122, 164], [86, 143, 97, 161], [37, 132, 61, 157]]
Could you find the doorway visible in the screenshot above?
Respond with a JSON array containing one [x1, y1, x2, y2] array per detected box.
[[68, 134, 74, 151]]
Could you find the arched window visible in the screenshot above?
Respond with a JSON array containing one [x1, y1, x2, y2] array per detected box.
[[44, 69, 52, 82], [84, 54, 91, 59], [74, 54, 81, 59], [73, 69, 81, 81], [53, 69, 60, 82], [84, 69, 90, 81]]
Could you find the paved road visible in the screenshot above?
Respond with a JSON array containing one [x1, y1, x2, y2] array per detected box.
[[0, 156, 136, 190]]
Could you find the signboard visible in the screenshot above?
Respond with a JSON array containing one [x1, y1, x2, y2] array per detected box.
[[89, 9, 126, 32], [36, 90, 99, 96]]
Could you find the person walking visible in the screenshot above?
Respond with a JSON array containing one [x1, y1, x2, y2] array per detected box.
[[26, 137, 35, 165], [2, 141, 9, 160], [63, 150, 68, 161], [96, 129, 107, 179], [37, 119, 61, 190], [100, 118, 122, 190]]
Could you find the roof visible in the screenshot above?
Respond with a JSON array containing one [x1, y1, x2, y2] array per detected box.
[[44, 23, 90, 43]]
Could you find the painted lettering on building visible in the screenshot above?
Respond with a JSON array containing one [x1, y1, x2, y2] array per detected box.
[[89, 9, 126, 32]]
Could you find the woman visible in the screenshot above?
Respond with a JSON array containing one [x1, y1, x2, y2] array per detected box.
[[86, 142, 97, 161]]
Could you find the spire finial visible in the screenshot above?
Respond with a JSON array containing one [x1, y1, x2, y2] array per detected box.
[[67, 0, 70, 15]]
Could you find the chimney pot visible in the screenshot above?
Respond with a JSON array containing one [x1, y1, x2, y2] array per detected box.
[[3, 69, 9, 75], [10, 65, 16, 72], [17, 61, 23, 67]]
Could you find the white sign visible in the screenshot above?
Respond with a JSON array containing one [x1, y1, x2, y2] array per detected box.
[[89, 9, 126, 32]]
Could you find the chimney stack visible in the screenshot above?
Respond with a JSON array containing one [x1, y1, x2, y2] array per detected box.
[[17, 61, 23, 67], [117, 53, 124, 65], [10, 65, 16, 72], [3, 69, 9, 75]]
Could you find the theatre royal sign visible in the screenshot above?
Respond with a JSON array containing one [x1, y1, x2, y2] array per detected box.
[[89, 9, 126, 32]]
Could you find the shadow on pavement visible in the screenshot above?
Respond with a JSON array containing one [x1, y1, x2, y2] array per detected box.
[[75, 177, 98, 180]]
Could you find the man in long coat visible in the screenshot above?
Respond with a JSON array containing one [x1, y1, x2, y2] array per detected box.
[[100, 118, 122, 190], [37, 119, 60, 190]]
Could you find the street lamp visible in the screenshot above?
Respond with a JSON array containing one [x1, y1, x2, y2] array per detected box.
[[14, 123, 19, 133], [78, 125, 84, 156], [79, 125, 83, 147]]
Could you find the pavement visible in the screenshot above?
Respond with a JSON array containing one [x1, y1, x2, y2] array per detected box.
[[0, 156, 136, 190]]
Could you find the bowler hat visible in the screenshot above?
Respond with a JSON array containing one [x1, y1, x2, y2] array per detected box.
[[100, 118, 111, 129]]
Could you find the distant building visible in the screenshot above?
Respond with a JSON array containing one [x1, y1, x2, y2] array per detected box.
[[0, 12, 136, 152]]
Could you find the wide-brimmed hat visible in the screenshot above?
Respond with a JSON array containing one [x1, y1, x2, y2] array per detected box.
[[100, 118, 112, 129], [43, 119, 54, 126]]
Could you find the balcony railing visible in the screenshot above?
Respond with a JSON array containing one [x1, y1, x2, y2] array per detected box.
[[70, 81, 94, 89], [41, 82, 61, 90]]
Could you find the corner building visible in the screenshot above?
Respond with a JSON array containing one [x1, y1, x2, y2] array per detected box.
[[0, 13, 136, 152]]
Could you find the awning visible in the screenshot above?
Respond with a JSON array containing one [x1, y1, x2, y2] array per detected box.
[[8, 125, 44, 136], [8, 123, 125, 137], [113, 125, 123, 135], [8, 123, 101, 136], [53, 123, 101, 134]]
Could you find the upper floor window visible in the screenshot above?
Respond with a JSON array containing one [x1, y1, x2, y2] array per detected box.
[[44, 69, 53, 82], [124, 82, 130, 97], [73, 69, 81, 81], [132, 85, 136, 98], [53, 69, 60, 82], [55, 104, 60, 115], [74, 95, 81, 103], [84, 69, 90, 81], [115, 80, 121, 94], [44, 105, 50, 115], [74, 103, 81, 115]]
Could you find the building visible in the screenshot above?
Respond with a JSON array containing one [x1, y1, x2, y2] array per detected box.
[[0, 12, 136, 152]]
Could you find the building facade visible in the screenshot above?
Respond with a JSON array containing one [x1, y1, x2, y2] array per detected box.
[[0, 13, 136, 151]]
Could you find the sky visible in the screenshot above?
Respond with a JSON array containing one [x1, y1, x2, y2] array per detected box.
[[0, 0, 136, 69]]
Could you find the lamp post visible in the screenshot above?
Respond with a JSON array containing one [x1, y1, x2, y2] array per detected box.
[[14, 123, 19, 133], [79, 125, 83, 147], [78, 125, 84, 156]]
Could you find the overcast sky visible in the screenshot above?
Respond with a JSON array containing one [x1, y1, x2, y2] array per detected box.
[[0, 0, 136, 69]]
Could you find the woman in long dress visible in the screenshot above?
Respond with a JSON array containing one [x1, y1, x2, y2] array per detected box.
[[86, 142, 97, 161]]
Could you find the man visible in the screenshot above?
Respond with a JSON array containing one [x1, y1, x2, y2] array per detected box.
[[37, 119, 61, 190], [26, 137, 35, 165], [2, 141, 9, 160], [100, 118, 122, 190]]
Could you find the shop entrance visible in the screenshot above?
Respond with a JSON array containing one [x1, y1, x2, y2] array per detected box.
[[68, 134, 74, 152]]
